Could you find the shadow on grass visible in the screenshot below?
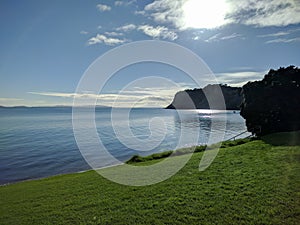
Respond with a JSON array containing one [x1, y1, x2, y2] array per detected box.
[[261, 131, 300, 146]]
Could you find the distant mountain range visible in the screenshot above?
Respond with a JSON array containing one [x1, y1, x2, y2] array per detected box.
[[166, 84, 242, 110]]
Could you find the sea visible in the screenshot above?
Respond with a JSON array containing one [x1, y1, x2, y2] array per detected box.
[[0, 107, 250, 185]]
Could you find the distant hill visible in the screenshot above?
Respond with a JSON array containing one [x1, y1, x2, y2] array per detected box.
[[166, 84, 242, 110]]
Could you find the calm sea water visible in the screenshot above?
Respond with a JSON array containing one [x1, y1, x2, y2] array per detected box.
[[0, 107, 249, 184]]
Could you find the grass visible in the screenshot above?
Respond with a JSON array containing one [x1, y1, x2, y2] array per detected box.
[[127, 137, 253, 163], [0, 132, 300, 224]]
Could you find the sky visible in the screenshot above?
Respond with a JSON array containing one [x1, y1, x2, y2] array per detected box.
[[0, 0, 300, 107]]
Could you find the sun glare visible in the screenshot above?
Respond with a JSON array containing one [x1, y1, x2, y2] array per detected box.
[[182, 0, 229, 29]]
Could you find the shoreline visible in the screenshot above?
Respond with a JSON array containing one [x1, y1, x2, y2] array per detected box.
[[0, 163, 125, 187], [0, 137, 254, 186], [3, 130, 299, 186], [1, 136, 299, 224]]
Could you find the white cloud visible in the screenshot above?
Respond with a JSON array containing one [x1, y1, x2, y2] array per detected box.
[[87, 34, 127, 46], [227, 0, 300, 27], [80, 30, 88, 35], [257, 28, 300, 43], [28, 84, 192, 108], [115, 0, 136, 7], [258, 28, 300, 38], [205, 33, 221, 42], [144, 0, 186, 29], [258, 31, 291, 38], [134, 10, 146, 15], [114, 1, 123, 6], [104, 31, 123, 36], [215, 71, 266, 86], [138, 25, 178, 40], [116, 24, 137, 32], [265, 37, 300, 44], [0, 98, 23, 106], [144, 0, 231, 29], [143, 0, 300, 30], [28, 92, 77, 98], [220, 33, 242, 40], [204, 33, 242, 42], [0, 97, 23, 101], [115, 24, 179, 40], [97, 4, 111, 12]]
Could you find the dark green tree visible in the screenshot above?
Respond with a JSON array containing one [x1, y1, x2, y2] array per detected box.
[[240, 66, 300, 136]]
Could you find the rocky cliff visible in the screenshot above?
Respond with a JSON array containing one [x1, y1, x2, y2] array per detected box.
[[166, 84, 242, 110]]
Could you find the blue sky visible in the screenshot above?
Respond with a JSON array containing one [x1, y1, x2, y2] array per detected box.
[[0, 0, 300, 107]]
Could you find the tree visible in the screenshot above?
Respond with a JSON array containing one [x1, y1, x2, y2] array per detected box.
[[240, 66, 300, 136]]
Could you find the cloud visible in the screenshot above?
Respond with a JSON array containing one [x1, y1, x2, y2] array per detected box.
[[134, 96, 170, 107], [0, 97, 23, 101], [205, 33, 242, 42], [257, 28, 300, 43], [80, 30, 88, 35], [87, 34, 127, 46], [28, 84, 192, 108], [258, 31, 291, 38], [220, 33, 242, 40], [215, 71, 266, 86], [142, 0, 300, 30], [205, 33, 221, 42], [0, 98, 24, 106], [138, 25, 178, 40], [143, 0, 231, 29], [265, 37, 300, 44], [115, 23, 179, 40], [96, 4, 111, 12], [114, 1, 123, 6], [114, 0, 137, 6], [28, 92, 77, 98], [144, 0, 186, 29], [116, 24, 137, 32], [116, 24, 178, 41], [227, 0, 300, 27], [134, 10, 146, 15], [29, 91, 142, 102], [114, 0, 136, 7], [104, 31, 123, 36], [258, 28, 300, 38]]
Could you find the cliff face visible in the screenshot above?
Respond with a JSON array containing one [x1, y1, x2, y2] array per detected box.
[[240, 66, 300, 136], [166, 84, 242, 110]]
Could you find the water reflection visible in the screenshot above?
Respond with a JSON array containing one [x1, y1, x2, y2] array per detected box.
[[173, 110, 249, 144]]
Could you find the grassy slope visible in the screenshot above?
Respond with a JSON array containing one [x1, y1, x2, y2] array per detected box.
[[0, 136, 300, 224]]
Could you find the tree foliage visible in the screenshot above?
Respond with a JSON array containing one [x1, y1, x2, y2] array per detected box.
[[240, 66, 300, 136]]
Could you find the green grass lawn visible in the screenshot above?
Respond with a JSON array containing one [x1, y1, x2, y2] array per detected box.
[[1, 132, 300, 224]]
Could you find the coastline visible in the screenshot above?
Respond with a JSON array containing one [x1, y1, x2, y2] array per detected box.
[[2, 130, 299, 186], [1, 137, 253, 186], [1, 134, 299, 224]]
